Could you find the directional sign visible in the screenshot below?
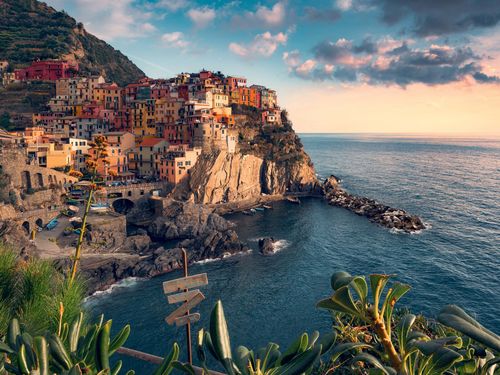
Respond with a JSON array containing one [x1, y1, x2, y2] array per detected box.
[[165, 291, 205, 325], [167, 289, 201, 304], [175, 313, 201, 327], [163, 273, 208, 294]]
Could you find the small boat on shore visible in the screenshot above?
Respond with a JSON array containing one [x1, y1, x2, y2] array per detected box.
[[90, 203, 109, 212], [262, 204, 273, 209], [242, 210, 254, 216], [286, 196, 301, 204], [254, 207, 265, 212]]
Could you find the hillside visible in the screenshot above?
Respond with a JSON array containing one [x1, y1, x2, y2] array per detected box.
[[0, 0, 145, 86]]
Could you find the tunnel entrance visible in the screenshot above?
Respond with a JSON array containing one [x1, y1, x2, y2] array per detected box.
[[112, 198, 135, 214]]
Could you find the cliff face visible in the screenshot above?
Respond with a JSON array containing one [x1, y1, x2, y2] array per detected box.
[[174, 111, 319, 205]]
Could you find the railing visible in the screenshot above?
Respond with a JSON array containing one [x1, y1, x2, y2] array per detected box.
[[116, 347, 224, 375]]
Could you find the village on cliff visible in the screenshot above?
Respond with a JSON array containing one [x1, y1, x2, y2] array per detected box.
[[0, 59, 283, 185]]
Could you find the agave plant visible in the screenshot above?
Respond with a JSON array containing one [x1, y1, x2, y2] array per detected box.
[[317, 271, 500, 375], [0, 312, 179, 375], [194, 300, 336, 375]]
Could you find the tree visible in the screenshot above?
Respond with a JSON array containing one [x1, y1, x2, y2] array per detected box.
[[69, 135, 109, 284], [0, 112, 12, 130]]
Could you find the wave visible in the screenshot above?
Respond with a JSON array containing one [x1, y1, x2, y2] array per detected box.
[[272, 239, 291, 253], [194, 249, 254, 265], [389, 221, 432, 235], [84, 277, 142, 303]]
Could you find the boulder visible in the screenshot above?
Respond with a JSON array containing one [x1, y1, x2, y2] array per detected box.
[[258, 237, 276, 255]]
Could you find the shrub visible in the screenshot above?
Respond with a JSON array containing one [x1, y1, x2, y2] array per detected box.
[[0, 243, 85, 336]]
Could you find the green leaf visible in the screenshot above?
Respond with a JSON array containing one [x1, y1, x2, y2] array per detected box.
[[204, 331, 220, 362], [298, 333, 309, 353], [309, 331, 320, 348], [18, 344, 30, 375], [330, 271, 352, 290], [234, 346, 253, 375], [69, 312, 84, 353], [281, 334, 304, 365], [48, 333, 72, 370], [7, 318, 20, 349], [425, 347, 464, 374], [413, 337, 462, 355], [172, 361, 196, 375], [438, 305, 500, 352], [109, 324, 130, 355], [209, 300, 233, 373], [382, 283, 411, 337], [397, 314, 416, 353], [317, 286, 362, 319], [0, 341, 14, 354], [350, 276, 369, 304], [153, 342, 179, 375], [95, 320, 112, 371], [68, 364, 83, 375], [33, 336, 49, 375], [330, 342, 372, 363], [318, 332, 337, 355], [111, 360, 122, 375], [261, 343, 280, 371], [273, 344, 322, 375], [351, 353, 397, 375]]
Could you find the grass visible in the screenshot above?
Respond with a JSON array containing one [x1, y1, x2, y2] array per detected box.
[[0, 242, 85, 336]]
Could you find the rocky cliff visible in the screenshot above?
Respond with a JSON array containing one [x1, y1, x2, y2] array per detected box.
[[174, 111, 320, 205]]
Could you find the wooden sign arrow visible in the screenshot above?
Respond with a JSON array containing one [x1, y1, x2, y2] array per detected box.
[[163, 273, 208, 294], [167, 289, 200, 304], [165, 291, 205, 325], [174, 313, 201, 327]]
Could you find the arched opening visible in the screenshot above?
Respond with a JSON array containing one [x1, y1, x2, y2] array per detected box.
[[112, 198, 135, 215], [127, 191, 132, 197], [21, 171, 32, 190], [35, 218, 43, 229], [35, 172, 44, 188], [22, 221, 30, 234]]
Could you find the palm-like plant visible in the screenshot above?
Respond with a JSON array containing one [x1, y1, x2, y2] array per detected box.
[[317, 271, 500, 374], [195, 300, 336, 375]]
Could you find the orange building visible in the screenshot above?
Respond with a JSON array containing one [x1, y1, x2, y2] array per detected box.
[[159, 146, 201, 184]]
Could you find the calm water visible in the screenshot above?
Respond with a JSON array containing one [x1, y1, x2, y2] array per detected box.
[[87, 134, 500, 372]]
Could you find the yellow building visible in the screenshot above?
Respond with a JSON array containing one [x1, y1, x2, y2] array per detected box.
[[130, 100, 156, 137], [26, 142, 72, 169]]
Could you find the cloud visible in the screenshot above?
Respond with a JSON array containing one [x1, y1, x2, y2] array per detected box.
[[303, 7, 341, 22], [187, 7, 216, 28], [229, 31, 288, 58], [231, 2, 286, 28], [161, 32, 189, 48], [336, 0, 352, 11], [55, 0, 156, 41], [373, 0, 500, 36], [288, 37, 500, 86], [156, 0, 189, 11]]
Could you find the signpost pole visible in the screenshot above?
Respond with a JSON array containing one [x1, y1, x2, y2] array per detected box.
[[182, 248, 193, 365]]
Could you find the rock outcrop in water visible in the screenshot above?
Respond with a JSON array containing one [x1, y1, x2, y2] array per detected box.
[[258, 237, 276, 255], [323, 176, 425, 233]]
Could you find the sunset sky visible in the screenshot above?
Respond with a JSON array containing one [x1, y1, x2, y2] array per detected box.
[[47, 0, 500, 135]]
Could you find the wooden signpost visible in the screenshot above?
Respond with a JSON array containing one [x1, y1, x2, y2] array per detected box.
[[163, 249, 208, 364]]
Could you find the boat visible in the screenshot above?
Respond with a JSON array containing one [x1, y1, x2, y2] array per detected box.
[[90, 202, 109, 212], [46, 218, 59, 230], [286, 196, 301, 204], [242, 210, 255, 216], [254, 207, 265, 212], [262, 204, 273, 209]]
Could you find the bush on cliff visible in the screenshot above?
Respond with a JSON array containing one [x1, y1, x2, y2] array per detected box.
[[0, 242, 85, 336]]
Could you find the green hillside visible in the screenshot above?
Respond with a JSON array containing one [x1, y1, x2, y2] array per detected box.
[[0, 0, 145, 86]]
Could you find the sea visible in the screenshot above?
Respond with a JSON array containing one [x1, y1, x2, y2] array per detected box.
[[86, 134, 500, 373]]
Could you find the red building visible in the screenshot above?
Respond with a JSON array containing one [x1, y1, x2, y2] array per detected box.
[[15, 60, 78, 81]]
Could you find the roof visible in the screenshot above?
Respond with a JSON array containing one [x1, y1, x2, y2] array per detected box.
[[140, 137, 166, 147]]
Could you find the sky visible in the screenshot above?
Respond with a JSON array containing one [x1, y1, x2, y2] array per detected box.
[[46, 0, 500, 135]]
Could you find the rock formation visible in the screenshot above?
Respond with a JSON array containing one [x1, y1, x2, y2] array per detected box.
[[323, 176, 425, 233], [258, 237, 276, 255]]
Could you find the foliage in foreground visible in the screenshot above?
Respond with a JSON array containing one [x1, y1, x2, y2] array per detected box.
[[195, 300, 336, 375], [0, 244, 84, 336], [0, 311, 179, 375], [316, 271, 500, 374]]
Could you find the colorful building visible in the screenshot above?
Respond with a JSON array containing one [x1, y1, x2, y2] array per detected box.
[[159, 146, 201, 184], [15, 60, 78, 81]]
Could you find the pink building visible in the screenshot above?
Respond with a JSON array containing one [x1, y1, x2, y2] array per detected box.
[[15, 60, 78, 81]]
